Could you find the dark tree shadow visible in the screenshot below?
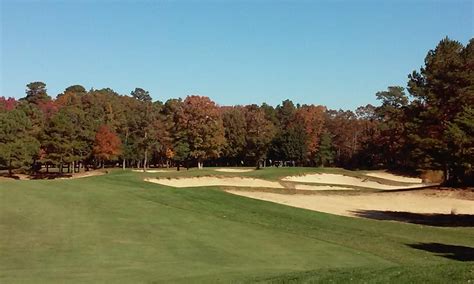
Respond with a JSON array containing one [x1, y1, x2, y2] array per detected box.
[[351, 210, 474, 227], [0, 172, 90, 180], [29, 173, 73, 180], [407, 243, 474, 261], [376, 185, 439, 193]]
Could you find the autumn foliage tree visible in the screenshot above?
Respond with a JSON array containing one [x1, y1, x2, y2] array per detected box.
[[179, 95, 225, 169], [4, 36, 472, 185], [221, 106, 247, 165], [244, 105, 276, 168], [93, 125, 122, 167], [0, 97, 16, 111], [295, 105, 326, 165]]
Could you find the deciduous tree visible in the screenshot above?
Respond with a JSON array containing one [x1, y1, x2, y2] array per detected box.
[[93, 125, 122, 167], [244, 105, 276, 168], [179, 95, 225, 169]]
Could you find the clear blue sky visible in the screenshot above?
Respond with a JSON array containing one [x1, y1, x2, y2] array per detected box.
[[1, 0, 472, 109]]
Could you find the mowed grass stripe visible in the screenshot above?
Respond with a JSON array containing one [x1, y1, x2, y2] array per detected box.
[[0, 177, 388, 282]]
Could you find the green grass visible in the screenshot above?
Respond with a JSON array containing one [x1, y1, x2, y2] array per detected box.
[[0, 168, 473, 283]]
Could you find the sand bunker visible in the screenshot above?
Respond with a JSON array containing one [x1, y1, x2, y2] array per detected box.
[[293, 184, 355, 191], [214, 168, 254, 173], [145, 177, 284, 188], [132, 169, 169, 173], [227, 190, 474, 217], [283, 173, 426, 190], [364, 172, 423, 184]]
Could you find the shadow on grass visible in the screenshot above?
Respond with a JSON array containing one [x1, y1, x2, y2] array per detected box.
[[0, 171, 105, 180], [407, 243, 474, 261], [351, 210, 474, 227]]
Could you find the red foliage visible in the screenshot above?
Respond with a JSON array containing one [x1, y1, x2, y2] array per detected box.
[[38, 100, 59, 118], [0, 96, 16, 111], [93, 125, 122, 161]]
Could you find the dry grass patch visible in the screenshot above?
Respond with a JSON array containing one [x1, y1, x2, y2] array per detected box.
[[132, 169, 170, 173], [214, 168, 255, 173]]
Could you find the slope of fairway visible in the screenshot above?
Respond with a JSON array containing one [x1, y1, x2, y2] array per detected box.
[[0, 169, 473, 283]]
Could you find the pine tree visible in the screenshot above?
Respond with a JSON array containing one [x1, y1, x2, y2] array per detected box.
[[0, 105, 40, 174]]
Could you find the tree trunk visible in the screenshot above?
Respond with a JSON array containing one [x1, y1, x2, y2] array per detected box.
[[144, 149, 148, 172], [444, 164, 450, 185], [46, 163, 49, 173], [197, 160, 204, 169], [123, 129, 129, 171], [143, 130, 148, 172], [59, 157, 63, 174], [8, 159, 12, 176]]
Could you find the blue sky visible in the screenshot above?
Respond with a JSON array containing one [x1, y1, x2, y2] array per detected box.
[[1, 0, 472, 109]]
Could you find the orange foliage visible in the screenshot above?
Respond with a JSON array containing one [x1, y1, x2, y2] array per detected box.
[[93, 125, 122, 161], [166, 148, 175, 159], [180, 95, 225, 160], [295, 105, 326, 157]]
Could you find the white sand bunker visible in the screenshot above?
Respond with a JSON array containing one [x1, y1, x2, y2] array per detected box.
[[283, 173, 426, 190], [364, 172, 423, 184], [293, 184, 355, 191], [132, 169, 169, 173], [214, 168, 254, 173], [227, 191, 474, 218], [145, 177, 284, 188]]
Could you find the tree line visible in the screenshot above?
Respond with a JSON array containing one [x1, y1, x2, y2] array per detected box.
[[0, 37, 472, 185]]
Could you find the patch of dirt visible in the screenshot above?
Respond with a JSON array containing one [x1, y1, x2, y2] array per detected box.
[[226, 189, 474, 221], [132, 169, 170, 173], [0, 174, 30, 181], [214, 168, 255, 173], [145, 177, 284, 188], [282, 173, 429, 190], [364, 171, 423, 184], [56, 171, 105, 179]]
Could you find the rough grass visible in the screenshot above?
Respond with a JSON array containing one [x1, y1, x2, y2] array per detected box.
[[0, 168, 472, 283]]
